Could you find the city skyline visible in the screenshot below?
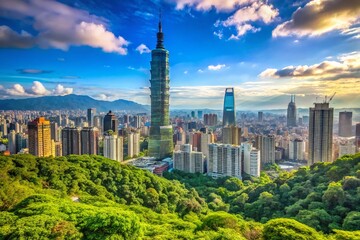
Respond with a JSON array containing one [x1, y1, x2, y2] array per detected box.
[[0, 0, 359, 110]]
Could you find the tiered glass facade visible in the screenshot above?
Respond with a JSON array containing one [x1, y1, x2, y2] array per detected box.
[[148, 20, 173, 159]]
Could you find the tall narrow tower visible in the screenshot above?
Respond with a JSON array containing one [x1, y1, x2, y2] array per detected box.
[[223, 88, 236, 126], [287, 95, 297, 127], [148, 15, 173, 159]]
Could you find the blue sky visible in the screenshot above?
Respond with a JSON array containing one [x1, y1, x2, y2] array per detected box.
[[0, 0, 359, 110]]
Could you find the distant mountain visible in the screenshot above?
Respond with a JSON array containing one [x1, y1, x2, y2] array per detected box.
[[0, 94, 149, 112]]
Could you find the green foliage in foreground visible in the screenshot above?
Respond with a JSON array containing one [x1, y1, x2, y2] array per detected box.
[[165, 153, 360, 234], [0, 154, 359, 239]]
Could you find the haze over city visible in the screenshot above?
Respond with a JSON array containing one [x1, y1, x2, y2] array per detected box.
[[0, 0, 359, 109]]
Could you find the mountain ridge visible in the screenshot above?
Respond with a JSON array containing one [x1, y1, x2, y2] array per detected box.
[[0, 94, 149, 112]]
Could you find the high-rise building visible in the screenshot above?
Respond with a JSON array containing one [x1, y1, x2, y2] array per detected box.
[[173, 144, 204, 173], [197, 110, 203, 119], [289, 139, 306, 161], [94, 115, 103, 133], [61, 127, 81, 155], [200, 132, 214, 159], [103, 135, 123, 162], [189, 131, 201, 151], [222, 126, 241, 145], [28, 117, 52, 157], [103, 111, 118, 134], [256, 135, 275, 166], [8, 130, 16, 154], [208, 143, 242, 178], [356, 123, 360, 151], [148, 18, 173, 159], [258, 111, 263, 122], [249, 148, 261, 177], [127, 131, 140, 158], [339, 111, 352, 137], [204, 113, 217, 126], [81, 127, 99, 155], [15, 133, 27, 153], [50, 122, 59, 141], [223, 88, 236, 126], [308, 102, 334, 164], [287, 95, 297, 127], [87, 108, 96, 127], [132, 115, 142, 128], [241, 143, 261, 177]]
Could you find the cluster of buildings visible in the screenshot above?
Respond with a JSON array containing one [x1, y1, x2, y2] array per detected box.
[[1, 20, 360, 180], [0, 109, 145, 163]]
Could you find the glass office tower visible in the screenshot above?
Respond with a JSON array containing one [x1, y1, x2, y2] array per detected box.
[[223, 88, 236, 126]]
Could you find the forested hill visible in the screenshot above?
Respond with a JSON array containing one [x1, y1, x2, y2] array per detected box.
[[0, 154, 360, 239]]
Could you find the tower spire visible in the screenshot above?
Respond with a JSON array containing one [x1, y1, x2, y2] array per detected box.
[[156, 8, 164, 49]]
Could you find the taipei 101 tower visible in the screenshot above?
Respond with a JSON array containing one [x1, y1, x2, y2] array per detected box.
[[148, 14, 173, 159]]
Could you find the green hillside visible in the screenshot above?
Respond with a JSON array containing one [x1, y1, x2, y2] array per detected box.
[[0, 154, 360, 239]]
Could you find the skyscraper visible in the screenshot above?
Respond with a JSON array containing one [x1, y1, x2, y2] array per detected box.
[[148, 17, 173, 159], [338, 111, 352, 137], [61, 127, 81, 155], [308, 103, 334, 164], [28, 117, 52, 157], [81, 127, 99, 155], [87, 108, 96, 127], [287, 95, 297, 127], [223, 88, 236, 126], [103, 111, 118, 134]]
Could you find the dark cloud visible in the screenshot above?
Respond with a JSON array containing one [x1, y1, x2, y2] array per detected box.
[[0, 26, 35, 48], [0, 0, 129, 54], [273, 0, 360, 37], [260, 52, 360, 80]]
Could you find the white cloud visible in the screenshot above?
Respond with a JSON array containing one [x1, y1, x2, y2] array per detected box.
[[31, 81, 50, 95], [208, 64, 226, 71], [6, 84, 28, 96], [213, 31, 223, 39], [0, 0, 129, 54], [273, 0, 360, 37], [1, 81, 74, 98], [171, 0, 278, 39], [135, 43, 151, 54], [53, 84, 73, 95]]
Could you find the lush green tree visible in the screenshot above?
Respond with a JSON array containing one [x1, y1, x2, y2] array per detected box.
[[263, 218, 325, 240], [343, 211, 360, 231]]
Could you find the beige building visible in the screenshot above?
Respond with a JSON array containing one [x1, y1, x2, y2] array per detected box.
[[28, 117, 52, 157]]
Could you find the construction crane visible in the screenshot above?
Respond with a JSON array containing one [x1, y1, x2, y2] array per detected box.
[[324, 92, 336, 103]]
